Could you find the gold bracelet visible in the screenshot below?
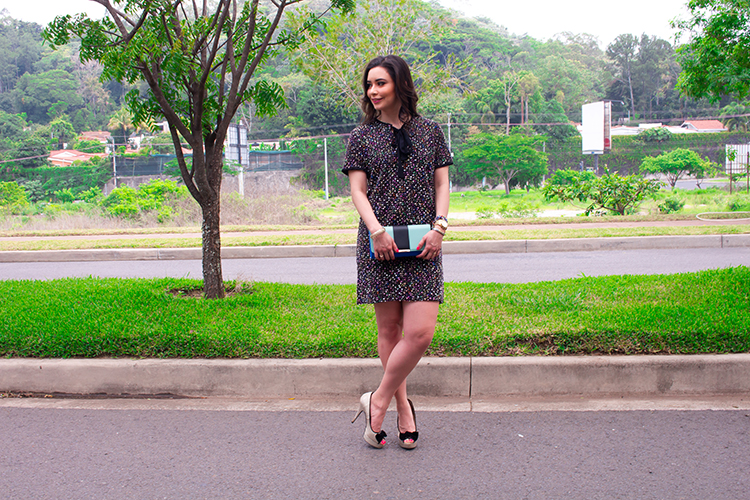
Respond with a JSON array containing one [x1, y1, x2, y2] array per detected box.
[[370, 227, 386, 237]]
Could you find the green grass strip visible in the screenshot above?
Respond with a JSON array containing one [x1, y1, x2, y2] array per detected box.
[[1, 224, 748, 252], [1, 267, 748, 358]]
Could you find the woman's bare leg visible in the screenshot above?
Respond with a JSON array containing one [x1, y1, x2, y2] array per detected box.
[[369, 301, 439, 435]]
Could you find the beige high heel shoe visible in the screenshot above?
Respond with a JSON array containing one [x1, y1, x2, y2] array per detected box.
[[397, 398, 418, 449], [352, 391, 387, 448]]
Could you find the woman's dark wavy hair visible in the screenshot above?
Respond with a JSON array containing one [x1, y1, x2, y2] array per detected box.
[[360, 55, 419, 125]]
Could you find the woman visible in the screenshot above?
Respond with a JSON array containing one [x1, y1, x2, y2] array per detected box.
[[344, 55, 452, 449]]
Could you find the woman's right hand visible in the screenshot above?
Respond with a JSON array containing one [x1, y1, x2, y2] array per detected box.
[[372, 230, 399, 261]]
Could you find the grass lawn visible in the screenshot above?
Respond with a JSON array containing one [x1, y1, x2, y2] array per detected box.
[[2, 267, 748, 358]]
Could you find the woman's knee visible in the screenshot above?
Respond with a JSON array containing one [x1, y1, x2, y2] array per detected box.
[[404, 327, 434, 351]]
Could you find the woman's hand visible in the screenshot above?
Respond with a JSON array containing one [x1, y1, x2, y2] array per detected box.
[[416, 229, 443, 260], [372, 231, 399, 261]]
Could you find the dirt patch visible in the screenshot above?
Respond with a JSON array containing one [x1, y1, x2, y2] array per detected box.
[[167, 281, 254, 299]]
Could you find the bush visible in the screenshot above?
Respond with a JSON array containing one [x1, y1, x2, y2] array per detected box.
[[54, 188, 76, 203], [0, 181, 30, 214], [78, 187, 104, 203], [543, 170, 662, 215], [727, 194, 750, 211], [658, 197, 685, 214], [547, 169, 597, 186], [101, 179, 188, 220], [635, 127, 673, 143]]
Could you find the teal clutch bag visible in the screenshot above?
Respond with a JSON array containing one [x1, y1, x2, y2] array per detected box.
[[369, 224, 431, 258]]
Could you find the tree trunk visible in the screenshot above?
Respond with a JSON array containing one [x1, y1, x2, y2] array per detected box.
[[502, 177, 511, 195], [201, 194, 225, 299]]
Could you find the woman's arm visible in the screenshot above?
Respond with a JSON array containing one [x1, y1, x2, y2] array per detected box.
[[417, 166, 450, 260], [348, 170, 399, 260], [434, 165, 450, 220]]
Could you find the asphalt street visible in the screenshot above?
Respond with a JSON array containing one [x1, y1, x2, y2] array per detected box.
[[1, 406, 748, 499], [1, 247, 748, 283]]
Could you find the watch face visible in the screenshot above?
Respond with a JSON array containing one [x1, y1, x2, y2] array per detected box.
[[435, 219, 448, 230]]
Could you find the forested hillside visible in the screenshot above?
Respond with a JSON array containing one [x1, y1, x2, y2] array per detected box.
[[0, 1, 737, 182]]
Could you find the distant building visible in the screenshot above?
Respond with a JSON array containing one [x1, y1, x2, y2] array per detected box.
[[48, 149, 107, 167], [79, 131, 112, 143], [680, 120, 728, 133]]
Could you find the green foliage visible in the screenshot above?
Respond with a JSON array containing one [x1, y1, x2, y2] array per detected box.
[[658, 196, 685, 214], [543, 170, 662, 215], [674, 0, 750, 101], [548, 169, 597, 186], [288, 0, 469, 111], [69, 138, 106, 154], [635, 127, 673, 143], [53, 188, 76, 203], [101, 179, 188, 220], [460, 132, 548, 194], [78, 187, 104, 204], [546, 132, 750, 174], [719, 101, 750, 131], [727, 194, 750, 211], [640, 148, 713, 189], [1, 157, 111, 201], [11, 69, 83, 123], [606, 34, 679, 120], [0, 181, 30, 214], [48, 117, 77, 148]]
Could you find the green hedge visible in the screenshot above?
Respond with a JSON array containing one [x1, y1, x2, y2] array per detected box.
[[0, 158, 112, 201], [546, 132, 750, 175]]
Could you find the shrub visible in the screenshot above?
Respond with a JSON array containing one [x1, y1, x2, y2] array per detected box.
[[658, 197, 685, 214], [54, 188, 76, 203], [727, 194, 750, 211], [78, 187, 104, 203], [543, 170, 662, 215], [0, 181, 30, 214], [547, 169, 597, 186], [635, 127, 673, 143], [101, 179, 188, 220]]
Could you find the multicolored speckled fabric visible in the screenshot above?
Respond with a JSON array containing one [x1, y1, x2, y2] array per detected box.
[[343, 116, 453, 304]]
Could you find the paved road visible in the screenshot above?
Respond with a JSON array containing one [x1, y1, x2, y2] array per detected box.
[[1, 405, 748, 499], [1, 247, 748, 283]]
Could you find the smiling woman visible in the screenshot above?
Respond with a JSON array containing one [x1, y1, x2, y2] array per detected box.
[[344, 55, 453, 450]]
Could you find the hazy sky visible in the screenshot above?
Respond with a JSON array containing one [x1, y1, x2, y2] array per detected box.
[[2, 0, 690, 48]]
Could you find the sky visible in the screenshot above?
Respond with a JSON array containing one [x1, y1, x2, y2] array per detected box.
[[2, 0, 690, 48]]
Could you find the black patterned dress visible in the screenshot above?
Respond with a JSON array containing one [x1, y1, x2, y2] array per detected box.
[[342, 116, 453, 304]]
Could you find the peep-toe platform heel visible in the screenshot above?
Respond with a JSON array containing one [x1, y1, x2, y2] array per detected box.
[[397, 398, 418, 449], [352, 391, 387, 448]]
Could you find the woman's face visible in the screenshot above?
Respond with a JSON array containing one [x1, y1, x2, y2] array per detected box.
[[366, 66, 400, 116]]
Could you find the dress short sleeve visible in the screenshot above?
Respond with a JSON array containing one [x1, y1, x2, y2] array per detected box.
[[342, 127, 369, 177], [432, 122, 453, 169]]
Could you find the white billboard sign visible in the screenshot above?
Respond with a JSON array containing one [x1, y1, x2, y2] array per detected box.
[[581, 101, 611, 155]]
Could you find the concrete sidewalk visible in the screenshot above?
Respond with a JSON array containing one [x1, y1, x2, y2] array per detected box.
[[1, 233, 749, 262], [3, 355, 750, 401]]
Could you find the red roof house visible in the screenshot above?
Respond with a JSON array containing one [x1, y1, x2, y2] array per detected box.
[[48, 149, 107, 167], [680, 120, 728, 133]]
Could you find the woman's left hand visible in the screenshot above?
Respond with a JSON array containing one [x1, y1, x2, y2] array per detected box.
[[416, 229, 443, 260]]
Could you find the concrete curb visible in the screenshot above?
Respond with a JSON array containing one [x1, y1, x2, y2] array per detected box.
[[2, 355, 749, 399], [1, 234, 748, 263]]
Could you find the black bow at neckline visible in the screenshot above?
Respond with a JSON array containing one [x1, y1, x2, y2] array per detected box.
[[392, 125, 413, 179]]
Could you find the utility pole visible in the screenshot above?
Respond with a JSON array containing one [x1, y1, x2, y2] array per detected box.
[[324, 137, 329, 200], [110, 136, 117, 189]]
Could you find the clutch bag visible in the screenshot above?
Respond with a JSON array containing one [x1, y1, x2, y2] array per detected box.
[[369, 224, 431, 258]]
